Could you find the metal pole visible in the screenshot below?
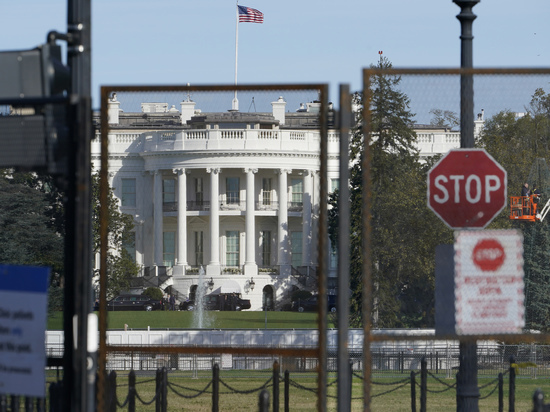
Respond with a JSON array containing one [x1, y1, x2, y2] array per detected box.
[[64, 0, 93, 411], [453, 1, 480, 411], [273, 361, 280, 412], [453, 0, 478, 148], [337, 84, 352, 412]]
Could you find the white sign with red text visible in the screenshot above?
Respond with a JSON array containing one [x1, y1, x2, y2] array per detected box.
[[454, 230, 524, 335]]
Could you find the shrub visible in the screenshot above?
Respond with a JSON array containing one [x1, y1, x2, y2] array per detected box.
[[291, 290, 312, 302], [142, 287, 163, 301]]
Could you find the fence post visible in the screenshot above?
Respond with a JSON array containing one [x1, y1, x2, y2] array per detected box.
[[533, 388, 544, 412], [48, 381, 63, 412], [259, 389, 270, 412], [128, 370, 136, 412], [37, 397, 45, 412], [107, 371, 117, 412], [349, 360, 353, 405], [401, 351, 404, 373], [155, 369, 161, 412], [0, 394, 6, 412], [509, 356, 516, 412], [10, 395, 18, 412], [284, 370, 290, 412], [498, 372, 503, 412], [420, 357, 427, 412], [410, 371, 416, 412], [24, 397, 32, 411], [436, 352, 439, 374], [161, 367, 168, 412], [212, 363, 219, 412], [273, 361, 280, 412]]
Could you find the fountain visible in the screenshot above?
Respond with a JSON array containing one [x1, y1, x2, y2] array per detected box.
[[192, 266, 211, 328]]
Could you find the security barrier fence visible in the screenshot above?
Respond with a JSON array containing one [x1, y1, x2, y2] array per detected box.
[[92, 70, 550, 412], [44, 343, 550, 378]]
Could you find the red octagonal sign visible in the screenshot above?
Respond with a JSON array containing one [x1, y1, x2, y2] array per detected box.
[[428, 149, 507, 229]]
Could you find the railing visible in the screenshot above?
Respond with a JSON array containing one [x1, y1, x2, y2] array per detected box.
[[186, 200, 210, 211], [288, 201, 303, 212], [256, 201, 278, 211], [221, 266, 243, 275], [258, 266, 279, 276], [163, 202, 177, 212], [220, 200, 245, 211]]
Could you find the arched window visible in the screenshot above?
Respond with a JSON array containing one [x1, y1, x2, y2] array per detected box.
[[262, 285, 274, 310], [189, 285, 198, 302]]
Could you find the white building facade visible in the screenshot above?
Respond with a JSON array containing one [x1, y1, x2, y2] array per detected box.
[[93, 94, 482, 311], [93, 95, 341, 310]]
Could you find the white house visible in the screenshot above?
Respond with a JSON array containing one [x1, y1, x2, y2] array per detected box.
[[92, 93, 482, 310]]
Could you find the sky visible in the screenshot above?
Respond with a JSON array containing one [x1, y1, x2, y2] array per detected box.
[[1, 0, 550, 120]]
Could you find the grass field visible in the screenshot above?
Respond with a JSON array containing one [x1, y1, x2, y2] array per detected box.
[[47, 312, 550, 410], [47, 310, 324, 330], [72, 371, 550, 411]]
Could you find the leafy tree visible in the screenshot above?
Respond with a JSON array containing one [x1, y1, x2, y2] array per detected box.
[[429, 109, 459, 129], [91, 173, 140, 299], [331, 57, 453, 328], [477, 88, 550, 331], [0, 171, 65, 316], [143, 287, 163, 301]]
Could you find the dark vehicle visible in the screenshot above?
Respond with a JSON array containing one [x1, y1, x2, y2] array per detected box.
[[98, 295, 163, 311], [291, 295, 337, 313], [180, 293, 251, 311]]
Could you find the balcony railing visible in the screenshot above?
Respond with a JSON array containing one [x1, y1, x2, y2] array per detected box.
[[186, 200, 210, 211], [256, 201, 278, 211], [221, 266, 243, 275], [288, 201, 303, 212], [220, 200, 246, 211], [163, 202, 177, 212]]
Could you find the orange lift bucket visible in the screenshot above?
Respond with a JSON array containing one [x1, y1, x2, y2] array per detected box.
[[509, 196, 538, 222]]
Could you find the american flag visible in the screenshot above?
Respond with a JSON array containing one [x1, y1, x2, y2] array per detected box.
[[238, 5, 264, 23]]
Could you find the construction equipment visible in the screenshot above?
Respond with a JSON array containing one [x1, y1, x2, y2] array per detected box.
[[510, 194, 550, 222]]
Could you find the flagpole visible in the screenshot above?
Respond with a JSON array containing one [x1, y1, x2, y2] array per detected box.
[[232, 1, 239, 111]]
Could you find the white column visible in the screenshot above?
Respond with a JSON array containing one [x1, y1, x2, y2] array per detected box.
[[153, 170, 163, 267], [277, 169, 291, 275], [175, 168, 188, 270], [302, 170, 313, 266], [207, 168, 220, 276], [244, 168, 258, 276]]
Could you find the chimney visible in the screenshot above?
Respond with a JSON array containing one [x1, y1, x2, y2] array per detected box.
[[180, 100, 197, 124], [108, 92, 121, 125], [271, 96, 286, 125]]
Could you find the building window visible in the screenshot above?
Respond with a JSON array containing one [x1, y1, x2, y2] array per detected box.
[[261, 231, 271, 266], [121, 178, 136, 207], [226, 177, 240, 204], [291, 178, 303, 207], [291, 231, 302, 267], [163, 232, 175, 267], [330, 242, 338, 270], [226, 231, 240, 266], [122, 232, 136, 263], [331, 178, 340, 193], [163, 179, 175, 203], [195, 178, 203, 204], [262, 178, 272, 205], [194, 231, 204, 266]]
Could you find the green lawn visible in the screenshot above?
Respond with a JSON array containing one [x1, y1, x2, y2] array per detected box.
[[65, 372, 548, 411], [48, 310, 325, 330]]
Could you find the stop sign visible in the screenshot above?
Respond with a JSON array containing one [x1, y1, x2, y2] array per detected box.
[[427, 149, 507, 229]]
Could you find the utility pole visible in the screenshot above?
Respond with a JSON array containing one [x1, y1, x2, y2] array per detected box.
[[63, 0, 94, 410], [453, 1, 480, 411]]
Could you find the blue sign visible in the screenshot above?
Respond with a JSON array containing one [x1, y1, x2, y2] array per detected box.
[[0, 265, 49, 397]]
